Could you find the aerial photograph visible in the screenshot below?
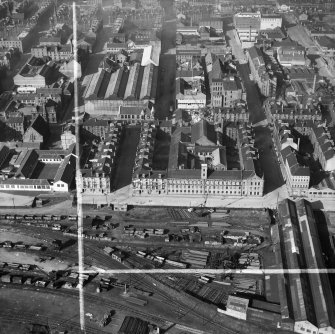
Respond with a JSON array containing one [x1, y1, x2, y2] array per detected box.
[[0, 0, 335, 333]]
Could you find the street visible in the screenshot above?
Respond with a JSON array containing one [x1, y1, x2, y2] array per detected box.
[[112, 126, 141, 190], [155, 17, 176, 120], [236, 63, 285, 194]]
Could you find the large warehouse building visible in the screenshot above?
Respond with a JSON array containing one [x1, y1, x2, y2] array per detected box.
[[275, 199, 335, 334], [83, 63, 158, 116]]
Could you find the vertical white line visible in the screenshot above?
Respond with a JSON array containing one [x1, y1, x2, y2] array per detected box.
[[72, 2, 86, 332]]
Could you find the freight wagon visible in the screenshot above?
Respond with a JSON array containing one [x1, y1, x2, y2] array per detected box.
[[133, 287, 152, 296], [136, 251, 146, 258], [198, 276, 210, 284], [165, 259, 187, 268], [154, 256, 165, 264], [125, 296, 148, 306], [110, 281, 128, 289]]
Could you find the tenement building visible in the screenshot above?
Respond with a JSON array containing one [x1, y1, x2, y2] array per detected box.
[[77, 124, 121, 194], [132, 121, 264, 197]]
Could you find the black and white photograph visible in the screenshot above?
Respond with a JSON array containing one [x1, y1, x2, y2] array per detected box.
[[0, 0, 335, 333]]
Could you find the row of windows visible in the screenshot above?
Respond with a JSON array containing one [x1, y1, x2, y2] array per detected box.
[[170, 189, 241, 194], [168, 189, 261, 195], [120, 114, 145, 119], [0, 184, 50, 189], [168, 180, 243, 185]]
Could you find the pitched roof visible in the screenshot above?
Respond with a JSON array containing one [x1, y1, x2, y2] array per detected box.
[[167, 169, 201, 179], [83, 118, 109, 127], [191, 119, 216, 145], [0, 178, 50, 186], [54, 154, 76, 184], [281, 146, 310, 176], [29, 115, 48, 137], [15, 149, 39, 178]]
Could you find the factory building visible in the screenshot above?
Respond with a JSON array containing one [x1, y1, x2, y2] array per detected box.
[[83, 63, 158, 116]]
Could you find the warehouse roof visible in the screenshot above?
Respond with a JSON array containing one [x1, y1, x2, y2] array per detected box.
[[15, 149, 38, 179], [277, 199, 335, 328], [0, 178, 50, 186]]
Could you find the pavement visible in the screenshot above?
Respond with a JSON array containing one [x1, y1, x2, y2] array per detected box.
[[80, 184, 288, 210], [236, 63, 285, 194]]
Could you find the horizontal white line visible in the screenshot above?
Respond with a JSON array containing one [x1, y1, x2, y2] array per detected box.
[[79, 268, 335, 275]]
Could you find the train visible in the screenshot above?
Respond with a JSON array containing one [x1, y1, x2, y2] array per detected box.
[[154, 256, 165, 264], [165, 259, 188, 268], [136, 252, 166, 264], [125, 296, 148, 306], [198, 276, 210, 284], [0, 214, 70, 221], [136, 251, 146, 258], [110, 281, 128, 289]]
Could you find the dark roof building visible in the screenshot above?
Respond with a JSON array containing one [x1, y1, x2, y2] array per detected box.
[[15, 149, 39, 179], [281, 146, 310, 177], [191, 119, 217, 146], [23, 115, 49, 145], [0, 145, 10, 169]]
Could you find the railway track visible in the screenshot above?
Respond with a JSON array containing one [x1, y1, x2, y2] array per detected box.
[[1, 283, 166, 326], [0, 309, 103, 334], [2, 223, 257, 333], [86, 251, 240, 334]]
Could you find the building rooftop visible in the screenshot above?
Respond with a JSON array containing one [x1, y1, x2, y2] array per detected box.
[[83, 118, 110, 127], [29, 115, 48, 138], [54, 154, 75, 184], [227, 295, 249, 313], [316, 36, 335, 49], [191, 119, 217, 146], [281, 146, 310, 176], [7, 117, 24, 124]]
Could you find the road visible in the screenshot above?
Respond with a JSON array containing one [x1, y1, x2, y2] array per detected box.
[[237, 63, 285, 194], [112, 126, 141, 190], [155, 18, 176, 120]]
